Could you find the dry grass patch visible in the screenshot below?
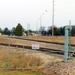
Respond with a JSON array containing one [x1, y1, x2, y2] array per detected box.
[[0, 46, 63, 69], [21, 36, 65, 44], [0, 37, 31, 46], [21, 36, 75, 45], [10, 54, 43, 68], [1, 36, 75, 46], [0, 48, 43, 68]]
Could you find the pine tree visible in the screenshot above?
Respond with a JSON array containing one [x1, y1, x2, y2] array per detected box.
[[15, 23, 23, 36]]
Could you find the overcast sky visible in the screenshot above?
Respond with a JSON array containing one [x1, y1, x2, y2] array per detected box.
[[0, 0, 75, 30]]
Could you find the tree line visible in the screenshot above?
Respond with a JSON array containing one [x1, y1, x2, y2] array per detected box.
[[0, 23, 24, 36], [41, 26, 75, 36], [0, 23, 75, 36]]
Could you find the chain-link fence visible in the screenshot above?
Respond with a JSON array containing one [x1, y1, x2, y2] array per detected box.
[[0, 36, 64, 69]]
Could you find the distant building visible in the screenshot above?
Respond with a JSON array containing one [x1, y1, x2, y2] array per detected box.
[[0, 33, 2, 36], [23, 32, 26, 36]]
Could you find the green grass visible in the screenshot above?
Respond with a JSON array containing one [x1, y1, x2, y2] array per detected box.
[[0, 71, 44, 75]]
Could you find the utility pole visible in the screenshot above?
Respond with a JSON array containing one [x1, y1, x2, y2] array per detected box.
[[52, 0, 55, 36]]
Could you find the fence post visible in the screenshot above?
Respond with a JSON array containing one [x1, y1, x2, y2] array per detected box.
[[64, 26, 69, 62], [8, 35, 10, 69]]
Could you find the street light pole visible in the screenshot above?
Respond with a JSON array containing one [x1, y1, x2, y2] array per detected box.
[[52, 0, 54, 36], [40, 15, 42, 35], [40, 10, 47, 36], [36, 18, 40, 35]]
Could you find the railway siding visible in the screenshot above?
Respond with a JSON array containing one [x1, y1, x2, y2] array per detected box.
[[10, 37, 64, 51], [1, 37, 75, 52]]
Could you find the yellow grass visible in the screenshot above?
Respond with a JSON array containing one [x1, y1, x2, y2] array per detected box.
[[0, 36, 75, 46], [0, 37, 31, 46], [0, 48, 43, 68], [0, 46, 63, 69], [21, 36, 75, 45]]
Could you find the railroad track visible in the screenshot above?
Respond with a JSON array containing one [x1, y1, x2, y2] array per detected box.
[[0, 43, 64, 55], [10, 37, 75, 47], [0, 36, 75, 57], [0, 42, 75, 57], [10, 37, 64, 45]]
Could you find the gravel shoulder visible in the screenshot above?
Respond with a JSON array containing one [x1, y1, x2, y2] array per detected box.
[[42, 58, 75, 75]]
